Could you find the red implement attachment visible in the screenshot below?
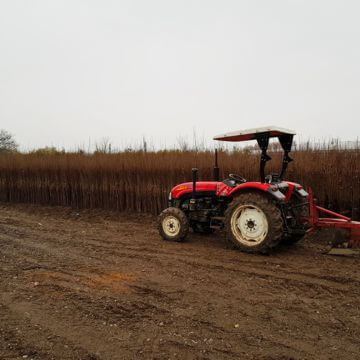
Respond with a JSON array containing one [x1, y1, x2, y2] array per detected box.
[[308, 188, 360, 255]]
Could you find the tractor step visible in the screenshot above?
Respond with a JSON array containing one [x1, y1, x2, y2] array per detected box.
[[210, 216, 224, 230], [211, 216, 225, 221], [210, 225, 223, 230]]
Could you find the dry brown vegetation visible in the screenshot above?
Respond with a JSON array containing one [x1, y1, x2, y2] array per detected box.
[[0, 146, 359, 217]]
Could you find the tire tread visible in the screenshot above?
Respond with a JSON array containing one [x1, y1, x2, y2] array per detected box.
[[224, 192, 283, 253], [158, 207, 189, 242]]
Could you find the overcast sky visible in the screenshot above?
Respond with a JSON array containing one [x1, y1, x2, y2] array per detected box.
[[0, 0, 359, 150]]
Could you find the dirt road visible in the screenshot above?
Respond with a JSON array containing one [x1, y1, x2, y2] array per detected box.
[[0, 203, 359, 360]]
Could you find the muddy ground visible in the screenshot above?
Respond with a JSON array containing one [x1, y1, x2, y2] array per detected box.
[[0, 203, 359, 360]]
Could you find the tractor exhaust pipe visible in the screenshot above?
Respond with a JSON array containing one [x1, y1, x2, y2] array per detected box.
[[192, 168, 198, 197], [213, 149, 220, 181]]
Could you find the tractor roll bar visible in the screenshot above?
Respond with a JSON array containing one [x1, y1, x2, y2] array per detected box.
[[255, 133, 272, 183], [213, 149, 220, 181], [278, 134, 294, 179], [255, 132, 294, 183], [192, 168, 198, 196]]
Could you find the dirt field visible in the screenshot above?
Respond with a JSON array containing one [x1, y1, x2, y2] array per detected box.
[[0, 204, 359, 360]]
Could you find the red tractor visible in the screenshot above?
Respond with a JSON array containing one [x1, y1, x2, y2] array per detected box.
[[158, 127, 310, 253]]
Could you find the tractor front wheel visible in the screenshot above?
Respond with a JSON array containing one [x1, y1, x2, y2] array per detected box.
[[158, 207, 189, 242], [224, 193, 283, 253]]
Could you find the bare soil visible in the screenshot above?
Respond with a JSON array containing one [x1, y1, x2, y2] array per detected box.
[[0, 203, 359, 360]]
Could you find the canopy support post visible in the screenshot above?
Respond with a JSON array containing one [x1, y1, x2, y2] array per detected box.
[[256, 133, 271, 183], [278, 134, 294, 180]]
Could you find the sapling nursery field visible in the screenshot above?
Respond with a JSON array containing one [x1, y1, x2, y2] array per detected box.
[[0, 143, 359, 217]]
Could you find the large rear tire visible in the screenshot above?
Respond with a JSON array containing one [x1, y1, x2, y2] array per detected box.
[[224, 192, 283, 253], [158, 207, 189, 242]]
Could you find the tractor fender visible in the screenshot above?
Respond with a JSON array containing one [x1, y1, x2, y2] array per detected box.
[[221, 182, 286, 202], [281, 181, 308, 202]]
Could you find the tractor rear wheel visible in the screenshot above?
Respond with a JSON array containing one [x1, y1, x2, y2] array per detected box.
[[224, 192, 283, 253], [158, 207, 189, 242]]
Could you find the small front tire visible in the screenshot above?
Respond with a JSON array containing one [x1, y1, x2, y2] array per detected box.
[[158, 207, 189, 242]]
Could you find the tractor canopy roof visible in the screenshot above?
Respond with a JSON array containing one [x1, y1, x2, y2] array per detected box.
[[213, 126, 296, 142], [213, 126, 296, 182]]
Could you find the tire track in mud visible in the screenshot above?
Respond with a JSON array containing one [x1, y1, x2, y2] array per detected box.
[[0, 292, 134, 360], [2, 221, 359, 308], [2, 227, 360, 334], [1, 204, 360, 359], [3, 233, 360, 358], [2, 224, 359, 300]]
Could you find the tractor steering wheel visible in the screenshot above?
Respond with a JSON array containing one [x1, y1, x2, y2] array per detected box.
[[229, 174, 246, 184]]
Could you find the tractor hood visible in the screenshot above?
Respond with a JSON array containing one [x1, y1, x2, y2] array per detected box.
[[170, 181, 285, 201], [170, 180, 308, 203], [171, 182, 219, 199]]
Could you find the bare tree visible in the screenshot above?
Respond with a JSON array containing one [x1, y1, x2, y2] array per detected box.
[[95, 137, 112, 154], [0, 129, 18, 153], [142, 136, 147, 153]]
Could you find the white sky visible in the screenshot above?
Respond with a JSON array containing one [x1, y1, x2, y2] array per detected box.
[[0, 0, 359, 150]]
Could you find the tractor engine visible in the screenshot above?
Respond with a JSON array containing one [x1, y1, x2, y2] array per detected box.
[[179, 196, 226, 233]]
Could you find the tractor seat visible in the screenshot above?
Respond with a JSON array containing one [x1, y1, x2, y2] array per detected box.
[[223, 174, 247, 188], [265, 174, 281, 184]]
